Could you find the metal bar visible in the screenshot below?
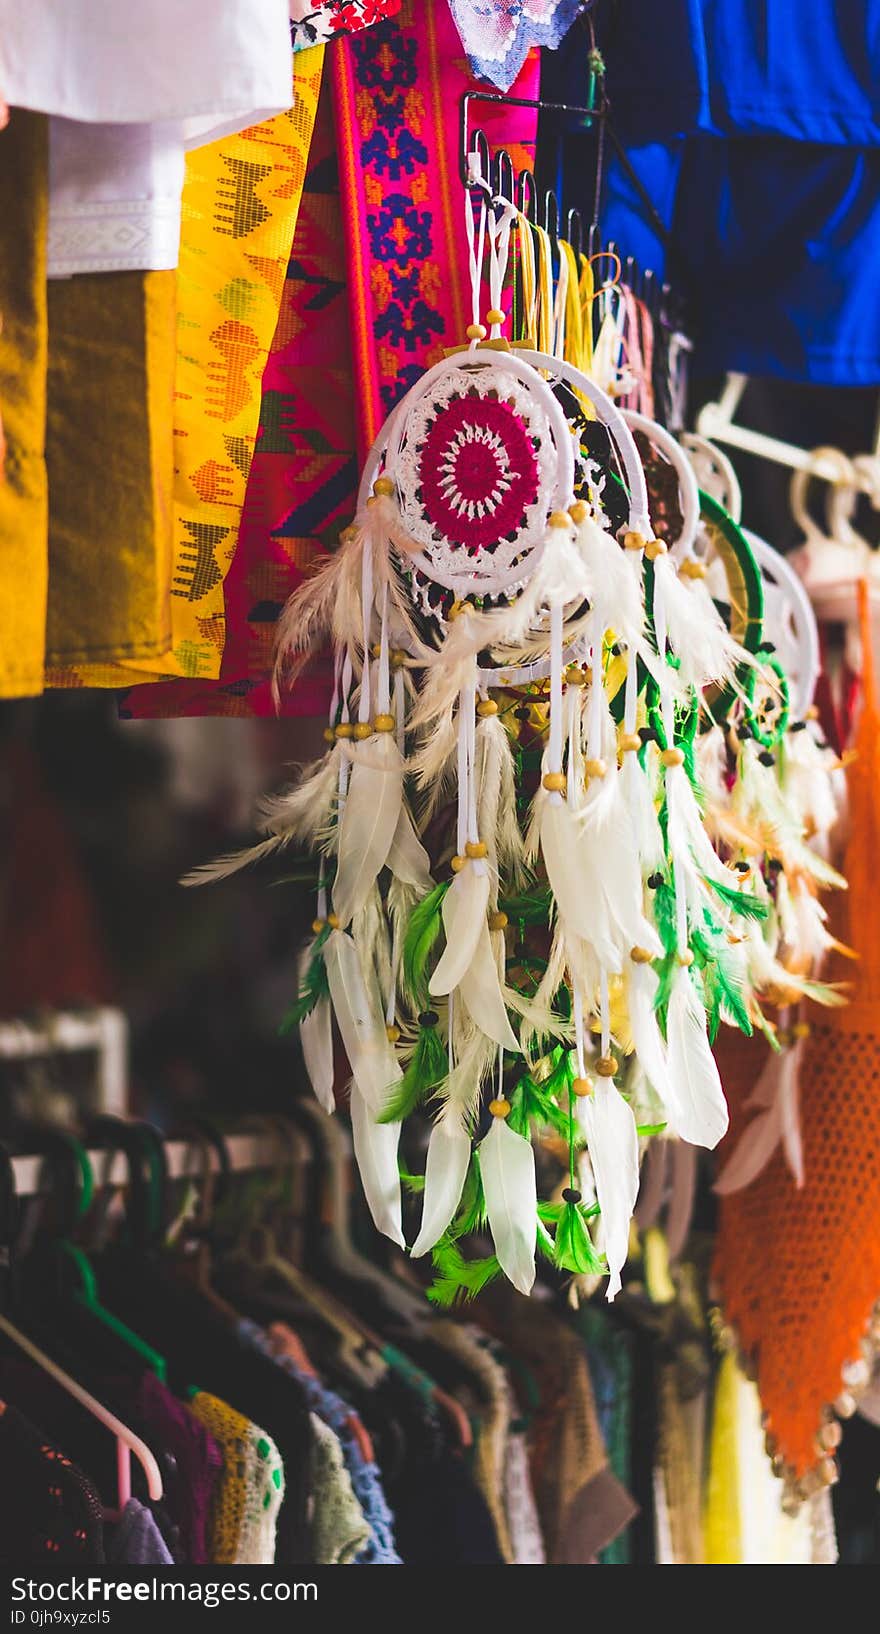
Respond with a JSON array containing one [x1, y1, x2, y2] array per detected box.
[[11, 1132, 281, 1199]]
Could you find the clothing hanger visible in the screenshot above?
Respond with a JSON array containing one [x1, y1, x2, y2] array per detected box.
[[0, 1144, 162, 1517], [679, 432, 743, 523], [789, 448, 880, 628]]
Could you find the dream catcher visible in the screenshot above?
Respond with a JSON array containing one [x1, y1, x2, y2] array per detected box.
[[187, 182, 844, 1307]]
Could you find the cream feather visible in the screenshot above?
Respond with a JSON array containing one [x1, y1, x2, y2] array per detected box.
[[349, 1083, 405, 1247], [332, 732, 404, 928], [619, 749, 665, 876], [577, 1078, 640, 1300], [434, 1014, 495, 1136], [410, 1122, 472, 1258], [429, 866, 491, 995], [664, 966, 729, 1149], [257, 746, 342, 846], [479, 1116, 537, 1296], [352, 883, 394, 1014], [300, 995, 335, 1115], [324, 929, 401, 1112], [180, 833, 292, 888], [459, 919, 521, 1053], [273, 536, 364, 700], [475, 711, 527, 888], [386, 807, 433, 892], [653, 554, 751, 694]]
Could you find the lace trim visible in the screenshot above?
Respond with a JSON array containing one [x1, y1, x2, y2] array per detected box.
[[447, 1, 587, 93], [48, 197, 182, 277]]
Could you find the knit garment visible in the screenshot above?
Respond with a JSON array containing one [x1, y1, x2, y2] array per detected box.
[[429, 1322, 514, 1563], [307, 1413, 371, 1565], [0, 1400, 104, 1566], [239, 1319, 400, 1565], [106, 1500, 174, 1566], [189, 1391, 284, 1565]]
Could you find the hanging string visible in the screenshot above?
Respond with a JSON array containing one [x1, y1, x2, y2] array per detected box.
[[487, 195, 517, 339], [516, 212, 537, 344], [464, 153, 488, 343], [358, 535, 374, 726], [533, 224, 554, 355], [560, 239, 584, 371], [338, 650, 354, 809], [548, 601, 565, 802], [578, 252, 595, 376], [552, 237, 569, 361]]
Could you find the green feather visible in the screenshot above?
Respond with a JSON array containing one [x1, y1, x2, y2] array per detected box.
[[508, 1055, 575, 1141], [379, 1023, 448, 1123], [703, 875, 768, 920], [400, 883, 449, 1012], [278, 927, 330, 1034], [499, 885, 552, 924], [426, 1235, 502, 1306], [553, 1200, 605, 1275]]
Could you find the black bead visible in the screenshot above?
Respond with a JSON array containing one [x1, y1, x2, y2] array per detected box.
[[789, 720, 808, 733], [758, 750, 775, 767], [561, 1187, 582, 1205], [767, 858, 783, 875], [418, 1010, 439, 1028], [735, 860, 751, 873], [515, 705, 532, 720], [639, 725, 657, 744], [647, 872, 664, 890], [763, 641, 777, 653]]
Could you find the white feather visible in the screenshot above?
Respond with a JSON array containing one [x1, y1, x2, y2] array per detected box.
[[573, 512, 643, 651], [324, 929, 400, 1112], [298, 941, 335, 1114], [578, 1078, 639, 1300], [258, 747, 342, 844], [273, 535, 364, 698], [429, 866, 491, 995], [332, 732, 404, 928], [180, 833, 290, 887], [410, 1122, 472, 1258], [625, 959, 674, 1110], [386, 807, 433, 892], [459, 918, 520, 1053], [664, 966, 729, 1149], [653, 554, 748, 693], [349, 1084, 404, 1247], [435, 1018, 495, 1135], [479, 1116, 537, 1296], [620, 748, 664, 875], [352, 884, 394, 1014]]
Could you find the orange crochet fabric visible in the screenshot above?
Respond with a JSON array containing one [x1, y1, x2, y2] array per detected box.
[[714, 582, 880, 1485]]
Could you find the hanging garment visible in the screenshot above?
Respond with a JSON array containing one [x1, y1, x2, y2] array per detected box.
[[307, 1413, 371, 1565], [189, 1391, 285, 1566], [105, 1500, 174, 1567], [45, 49, 324, 695], [714, 582, 880, 1493], [121, 0, 540, 719], [447, 1, 586, 93], [599, 0, 880, 147], [0, 1401, 105, 1566]]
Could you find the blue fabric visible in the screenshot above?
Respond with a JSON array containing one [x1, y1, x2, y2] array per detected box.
[[600, 135, 880, 385], [602, 1, 880, 146], [237, 1319, 401, 1566]]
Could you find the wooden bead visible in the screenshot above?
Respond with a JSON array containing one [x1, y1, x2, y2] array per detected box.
[[488, 911, 508, 931], [335, 722, 354, 739], [660, 747, 684, 767], [619, 732, 642, 752], [596, 1055, 618, 1077], [327, 912, 340, 929], [465, 840, 488, 859], [386, 1023, 400, 1043], [623, 530, 646, 551], [390, 647, 408, 668], [630, 945, 654, 964], [571, 1077, 593, 1098], [679, 557, 706, 580], [584, 757, 607, 779], [569, 500, 588, 523], [477, 698, 499, 716], [818, 1457, 839, 1487], [542, 771, 567, 791], [466, 322, 487, 341], [488, 1097, 511, 1118], [835, 1391, 857, 1418], [373, 713, 395, 733], [565, 665, 587, 686], [448, 599, 472, 620], [311, 918, 327, 934], [644, 537, 668, 560], [486, 309, 505, 326], [372, 475, 395, 497], [323, 726, 336, 743], [792, 1021, 811, 1040], [549, 510, 571, 529], [353, 721, 372, 740], [450, 854, 467, 873], [817, 1421, 842, 1452], [677, 949, 695, 967]]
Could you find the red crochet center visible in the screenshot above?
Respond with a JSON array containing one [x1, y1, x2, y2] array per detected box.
[[418, 392, 540, 550]]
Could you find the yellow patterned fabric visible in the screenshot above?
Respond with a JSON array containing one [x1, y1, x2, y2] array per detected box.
[[47, 47, 324, 692], [190, 1390, 284, 1566]]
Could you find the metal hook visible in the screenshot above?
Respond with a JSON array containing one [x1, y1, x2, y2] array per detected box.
[[566, 207, 583, 260], [516, 167, 537, 222], [492, 148, 516, 206]]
